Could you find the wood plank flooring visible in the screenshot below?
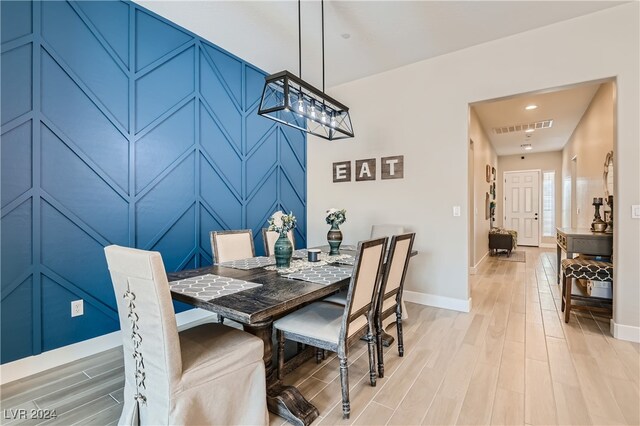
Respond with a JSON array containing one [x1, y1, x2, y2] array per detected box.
[[2, 247, 638, 425]]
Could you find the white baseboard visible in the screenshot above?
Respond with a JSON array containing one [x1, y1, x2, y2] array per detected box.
[[610, 319, 640, 343], [0, 309, 217, 385], [404, 290, 472, 313], [539, 243, 556, 249], [469, 251, 489, 275]]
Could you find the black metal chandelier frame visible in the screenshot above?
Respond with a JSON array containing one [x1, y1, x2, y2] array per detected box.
[[257, 0, 354, 141]]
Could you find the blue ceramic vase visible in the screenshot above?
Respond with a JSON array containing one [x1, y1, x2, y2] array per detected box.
[[327, 223, 342, 255], [274, 232, 293, 268]]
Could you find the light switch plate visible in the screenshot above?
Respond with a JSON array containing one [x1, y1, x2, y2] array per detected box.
[[453, 206, 461, 217], [632, 205, 640, 219]]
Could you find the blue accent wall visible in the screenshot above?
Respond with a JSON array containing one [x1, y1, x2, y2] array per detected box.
[[1, 0, 307, 363]]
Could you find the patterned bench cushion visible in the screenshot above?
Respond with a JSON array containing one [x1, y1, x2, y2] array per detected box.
[[561, 258, 613, 281]]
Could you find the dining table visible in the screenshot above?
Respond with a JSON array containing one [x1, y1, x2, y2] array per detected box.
[[166, 245, 417, 426]]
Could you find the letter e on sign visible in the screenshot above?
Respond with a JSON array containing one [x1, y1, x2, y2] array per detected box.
[[333, 161, 351, 183], [355, 159, 376, 181], [381, 155, 404, 179]]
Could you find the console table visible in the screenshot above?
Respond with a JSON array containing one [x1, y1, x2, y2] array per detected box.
[[556, 227, 613, 284]]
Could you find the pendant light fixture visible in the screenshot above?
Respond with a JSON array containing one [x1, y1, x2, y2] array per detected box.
[[258, 0, 354, 141]]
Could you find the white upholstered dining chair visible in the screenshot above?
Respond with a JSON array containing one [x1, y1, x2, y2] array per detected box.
[[262, 228, 295, 256], [210, 229, 255, 263], [274, 237, 388, 419], [104, 245, 268, 426], [370, 224, 405, 239]]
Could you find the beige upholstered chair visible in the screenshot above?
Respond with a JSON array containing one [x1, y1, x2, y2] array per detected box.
[[374, 233, 416, 378], [274, 238, 388, 419], [370, 224, 405, 239], [262, 228, 295, 256], [104, 245, 268, 426], [210, 229, 255, 263]]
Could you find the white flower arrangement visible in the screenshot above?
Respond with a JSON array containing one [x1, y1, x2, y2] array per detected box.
[[325, 208, 346, 226], [268, 211, 297, 235]]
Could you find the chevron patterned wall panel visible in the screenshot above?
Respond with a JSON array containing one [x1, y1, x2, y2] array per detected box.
[[0, 0, 306, 363]]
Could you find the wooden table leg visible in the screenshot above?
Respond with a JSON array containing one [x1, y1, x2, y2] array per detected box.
[[244, 321, 319, 426], [557, 244, 561, 284], [380, 329, 395, 347]]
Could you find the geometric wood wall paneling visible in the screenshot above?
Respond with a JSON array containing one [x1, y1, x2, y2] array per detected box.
[[0, 0, 306, 364]]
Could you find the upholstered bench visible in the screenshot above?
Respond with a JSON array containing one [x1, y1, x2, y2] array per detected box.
[[488, 228, 517, 256], [561, 257, 613, 323]]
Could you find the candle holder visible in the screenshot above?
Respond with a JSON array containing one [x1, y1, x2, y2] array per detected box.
[[591, 198, 607, 233], [605, 195, 613, 233]]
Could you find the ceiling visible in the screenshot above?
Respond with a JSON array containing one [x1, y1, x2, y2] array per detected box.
[[472, 82, 602, 156], [135, 1, 625, 89]]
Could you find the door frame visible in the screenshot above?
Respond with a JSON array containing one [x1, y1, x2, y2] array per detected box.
[[503, 169, 542, 247]]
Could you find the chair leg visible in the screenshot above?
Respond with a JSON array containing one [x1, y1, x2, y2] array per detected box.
[[367, 328, 377, 387], [376, 315, 384, 378], [277, 330, 285, 380], [564, 276, 572, 323], [217, 315, 224, 324], [297, 342, 304, 353], [339, 356, 350, 419], [316, 348, 323, 364], [396, 309, 404, 357]]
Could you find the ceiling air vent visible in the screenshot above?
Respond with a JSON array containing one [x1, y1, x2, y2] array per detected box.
[[493, 119, 553, 135]]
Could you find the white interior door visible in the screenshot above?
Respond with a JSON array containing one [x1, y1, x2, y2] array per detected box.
[[505, 170, 540, 246]]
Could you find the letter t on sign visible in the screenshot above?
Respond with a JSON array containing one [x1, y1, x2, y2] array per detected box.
[[333, 161, 351, 183], [381, 155, 404, 179]]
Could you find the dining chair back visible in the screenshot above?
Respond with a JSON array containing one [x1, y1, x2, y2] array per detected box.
[[370, 224, 405, 239], [262, 228, 296, 256], [105, 245, 181, 424], [210, 229, 255, 263], [104, 245, 268, 425], [342, 238, 387, 347], [374, 233, 416, 377]]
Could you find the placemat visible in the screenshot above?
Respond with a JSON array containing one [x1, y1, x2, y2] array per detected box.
[[169, 274, 262, 301], [284, 265, 353, 285], [217, 256, 276, 269]]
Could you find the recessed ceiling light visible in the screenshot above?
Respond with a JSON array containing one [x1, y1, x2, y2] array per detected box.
[[521, 143, 533, 150], [525, 128, 535, 133], [525, 104, 538, 110], [341, 33, 351, 39]]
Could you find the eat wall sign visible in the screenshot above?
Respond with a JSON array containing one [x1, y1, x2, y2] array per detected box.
[[333, 155, 404, 183]]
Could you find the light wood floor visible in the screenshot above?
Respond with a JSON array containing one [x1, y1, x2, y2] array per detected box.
[[2, 247, 638, 425]]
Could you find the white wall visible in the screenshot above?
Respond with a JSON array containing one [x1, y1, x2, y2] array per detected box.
[[562, 82, 615, 229], [497, 151, 563, 246], [470, 108, 498, 267], [307, 3, 639, 334]]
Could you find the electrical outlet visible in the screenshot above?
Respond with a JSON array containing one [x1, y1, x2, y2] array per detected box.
[[632, 205, 640, 219], [453, 206, 461, 217], [71, 300, 84, 317]]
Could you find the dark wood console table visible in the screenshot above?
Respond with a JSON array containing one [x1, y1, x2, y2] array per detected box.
[[556, 227, 613, 284]]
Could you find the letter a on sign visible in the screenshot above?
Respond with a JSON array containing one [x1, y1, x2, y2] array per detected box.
[[355, 159, 376, 181]]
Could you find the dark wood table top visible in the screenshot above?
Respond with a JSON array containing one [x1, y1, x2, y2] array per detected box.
[[167, 247, 418, 326], [167, 253, 354, 325]]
